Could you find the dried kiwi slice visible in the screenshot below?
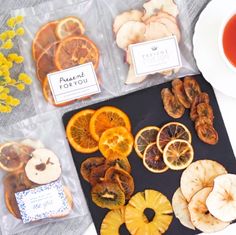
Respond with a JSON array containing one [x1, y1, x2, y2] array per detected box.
[[89, 164, 109, 186], [91, 182, 125, 209], [106, 157, 131, 173], [105, 167, 134, 200], [80, 157, 105, 182]]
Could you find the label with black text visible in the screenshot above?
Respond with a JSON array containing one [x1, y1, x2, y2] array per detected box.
[[15, 180, 70, 223], [129, 36, 182, 77], [47, 62, 100, 104]]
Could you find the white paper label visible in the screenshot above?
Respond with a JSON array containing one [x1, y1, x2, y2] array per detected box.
[[129, 36, 182, 77], [15, 180, 70, 223], [47, 62, 101, 104]]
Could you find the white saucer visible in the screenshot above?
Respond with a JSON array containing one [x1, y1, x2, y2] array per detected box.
[[193, 0, 236, 98]]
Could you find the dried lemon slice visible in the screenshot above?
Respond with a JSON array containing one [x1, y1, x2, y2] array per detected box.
[[134, 126, 159, 159], [156, 122, 191, 153], [163, 139, 194, 170]]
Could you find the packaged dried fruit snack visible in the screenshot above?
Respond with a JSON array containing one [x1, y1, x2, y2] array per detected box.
[[12, 0, 118, 113], [0, 112, 87, 235], [98, 0, 198, 93]]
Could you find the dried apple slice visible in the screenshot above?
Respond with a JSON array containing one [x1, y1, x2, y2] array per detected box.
[[116, 21, 146, 50], [113, 10, 143, 34]]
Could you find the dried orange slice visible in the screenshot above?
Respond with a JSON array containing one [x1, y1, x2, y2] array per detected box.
[[55, 36, 99, 70], [134, 126, 159, 159], [99, 127, 134, 158], [42, 76, 75, 107], [56, 16, 85, 39], [36, 41, 59, 82], [157, 122, 191, 153], [143, 143, 168, 173], [89, 106, 131, 141], [66, 109, 98, 153], [32, 21, 58, 61], [163, 139, 194, 170]]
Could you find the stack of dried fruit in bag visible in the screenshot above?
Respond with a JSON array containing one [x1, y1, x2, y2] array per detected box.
[[113, 0, 181, 84], [32, 16, 99, 106], [0, 140, 73, 219]]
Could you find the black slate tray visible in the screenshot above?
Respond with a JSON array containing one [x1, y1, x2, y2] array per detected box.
[[62, 74, 236, 235]]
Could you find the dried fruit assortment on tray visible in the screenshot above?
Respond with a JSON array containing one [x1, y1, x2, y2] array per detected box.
[[161, 77, 219, 145], [0, 140, 73, 219], [32, 16, 99, 107], [64, 74, 236, 234], [113, 0, 181, 84]]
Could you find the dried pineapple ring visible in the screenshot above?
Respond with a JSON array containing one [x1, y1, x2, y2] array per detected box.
[[125, 190, 173, 234], [100, 207, 126, 235]]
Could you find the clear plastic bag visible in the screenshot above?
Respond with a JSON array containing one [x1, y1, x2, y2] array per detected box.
[[12, 0, 119, 113], [98, 0, 199, 94], [12, 0, 199, 115], [0, 112, 87, 235]]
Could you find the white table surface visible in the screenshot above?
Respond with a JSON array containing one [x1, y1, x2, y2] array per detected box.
[[83, 88, 236, 235]]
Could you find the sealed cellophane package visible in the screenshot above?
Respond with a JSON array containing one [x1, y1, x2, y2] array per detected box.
[[0, 112, 87, 235], [98, 0, 198, 94], [12, 0, 118, 113]]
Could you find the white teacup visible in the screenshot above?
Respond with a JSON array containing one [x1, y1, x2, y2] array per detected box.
[[218, 12, 236, 72]]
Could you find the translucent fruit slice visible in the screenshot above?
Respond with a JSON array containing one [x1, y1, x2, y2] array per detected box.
[[134, 126, 159, 159], [100, 206, 126, 235], [91, 181, 125, 209], [56, 16, 85, 39], [90, 106, 131, 141], [143, 143, 168, 173], [32, 21, 58, 61], [156, 122, 191, 153], [55, 35, 99, 70], [66, 109, 98, 153], [163, 139, 194, 170], [99, 126, 134, 158], [42, 76, 75, 107], [36, 41, 59, 82]]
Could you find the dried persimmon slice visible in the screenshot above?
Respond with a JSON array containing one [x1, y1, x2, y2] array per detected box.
[[184, 76, 201, 103], [55, 36, 99, 70], [161, 88, 185, 119], [196, 124, 218, 145], [190, 92, 210, 121]]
